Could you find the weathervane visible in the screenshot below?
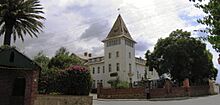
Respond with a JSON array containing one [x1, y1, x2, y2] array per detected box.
[[117, 8, 121, 14]]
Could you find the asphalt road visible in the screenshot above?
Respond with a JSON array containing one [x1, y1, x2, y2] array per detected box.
[[93, 94, 220, 105]]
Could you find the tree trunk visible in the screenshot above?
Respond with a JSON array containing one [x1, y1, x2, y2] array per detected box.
[[3, 21, 13, 46]]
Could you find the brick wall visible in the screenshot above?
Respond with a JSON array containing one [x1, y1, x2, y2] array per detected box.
[[98, 88, 145, 99], [0, 71, 14, 105], [190, 86, 210, 96], [98, 86, 211, 99], [0, 69, 39, 105]]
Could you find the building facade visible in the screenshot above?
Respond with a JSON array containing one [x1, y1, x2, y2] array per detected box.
[[86, 15, 159, 88]]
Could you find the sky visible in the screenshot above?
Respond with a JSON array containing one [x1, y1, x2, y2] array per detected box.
[[0, 0, 219, 83]]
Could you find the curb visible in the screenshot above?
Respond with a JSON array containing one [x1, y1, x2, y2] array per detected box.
[[94, 97, 192, 101], [148, 97, 191, 101]]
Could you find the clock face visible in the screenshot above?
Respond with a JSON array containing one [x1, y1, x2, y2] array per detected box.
[[114, 26, 119, 32]]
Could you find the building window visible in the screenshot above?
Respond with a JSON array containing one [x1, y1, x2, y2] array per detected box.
[[103, 66, 105, 73], [109, 64, 111, 72], [116, 51, 119, 57], [107, 39, 121, 47], [137, 71, 139, 79], [101, 80, 103, 84], [109, 53, 111, 59], [116, 63, 120, 71], [129, 63, 131, 71], [98, 67, 100, 74], [129, 52, 131, 58], [93, 80, 96, 88], [125, 39, 134, 47], [93, 67, 95, 74]]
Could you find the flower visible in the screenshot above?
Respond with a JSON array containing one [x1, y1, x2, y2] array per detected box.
[[65, 65, 88, 72]]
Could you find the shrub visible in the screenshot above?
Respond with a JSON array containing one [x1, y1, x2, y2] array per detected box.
[[117, 81, 129, 89], [107, 78, 119, 88], [59, 66, 92, 95], [107, 77, 129, 89], [38, 68, 61, 94]]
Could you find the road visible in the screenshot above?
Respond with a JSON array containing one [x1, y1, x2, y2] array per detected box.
[[93, 94, 220, 105]]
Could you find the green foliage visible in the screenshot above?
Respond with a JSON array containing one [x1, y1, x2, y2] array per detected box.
[[151, 29, 217, 84], [0, 0, 45, 45], [190, 0, 220, 52], [59, 66, 92, 95], [107, 78, 119, 88], [48, 47, 84, 69], [116, 81, 129, 89], [34, 51, 50, 68], [208, 36, 220, 52], [33, 47, 88, 95], [107, 78, 129, 88]]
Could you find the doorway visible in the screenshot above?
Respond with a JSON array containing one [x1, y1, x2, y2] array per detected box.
[[10, 77, 26, 105]]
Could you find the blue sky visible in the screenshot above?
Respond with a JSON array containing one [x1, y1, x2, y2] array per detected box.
[[0, 0, 219, 82]]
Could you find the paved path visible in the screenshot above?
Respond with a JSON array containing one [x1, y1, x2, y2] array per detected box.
[[93, 94, 220, 105]]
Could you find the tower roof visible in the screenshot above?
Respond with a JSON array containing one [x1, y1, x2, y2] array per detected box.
[[103, 14, 135, 42]]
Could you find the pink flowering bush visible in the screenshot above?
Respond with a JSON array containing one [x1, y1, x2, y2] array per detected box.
[[59, 65, 92, 95]]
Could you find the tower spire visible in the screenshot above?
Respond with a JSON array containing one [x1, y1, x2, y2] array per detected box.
[[103, 14, 135, 42]]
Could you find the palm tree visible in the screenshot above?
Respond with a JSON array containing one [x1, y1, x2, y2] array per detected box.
[[0, 0, 45, 46]]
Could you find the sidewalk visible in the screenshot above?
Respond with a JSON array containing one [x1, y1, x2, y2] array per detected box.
[[90, 93, 192, 101]]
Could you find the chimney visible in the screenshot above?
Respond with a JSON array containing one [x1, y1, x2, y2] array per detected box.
[[84, 52, 88, 57], [88, 53, 92, 57]]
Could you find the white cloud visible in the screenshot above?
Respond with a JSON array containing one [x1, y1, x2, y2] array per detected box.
[[0, 0, 219, 82]]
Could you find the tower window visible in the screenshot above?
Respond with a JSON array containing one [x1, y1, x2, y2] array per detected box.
[[129, 63, 132, 72], [125, 39, 134, 48], [116, 51, 119, 57], [129, 52, 131, 58], [93, 67, 95, 74], [109, 53, 111, 59], [103, 66, 105, 73], [109, 64, 111, 72], [98, 67, 100, 74], [116, 63, 120, 71]]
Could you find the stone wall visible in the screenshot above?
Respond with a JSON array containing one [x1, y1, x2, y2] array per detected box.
[[34, 95, 92, 105]]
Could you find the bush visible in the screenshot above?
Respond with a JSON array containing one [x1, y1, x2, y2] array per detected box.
[[107, 78, 129, 89], [117, 81, 129, 89], [107, 78, 119, 88], [38, 68, 61, 94], [59, 66, 92, 95]]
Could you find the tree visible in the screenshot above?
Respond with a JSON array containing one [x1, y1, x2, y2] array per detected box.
[[152, 29, 217, 84], [33, 51, 53, 94], [190, 0, 220, 52], [34, 51, 50, 68], [48, 47, 84, 69], [0, 0, 45, 46]]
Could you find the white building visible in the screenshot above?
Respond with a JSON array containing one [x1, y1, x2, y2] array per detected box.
[[85, 15, 159, 88]]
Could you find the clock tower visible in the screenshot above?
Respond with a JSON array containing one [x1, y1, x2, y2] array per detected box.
[[102, 15, 136, 85]]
